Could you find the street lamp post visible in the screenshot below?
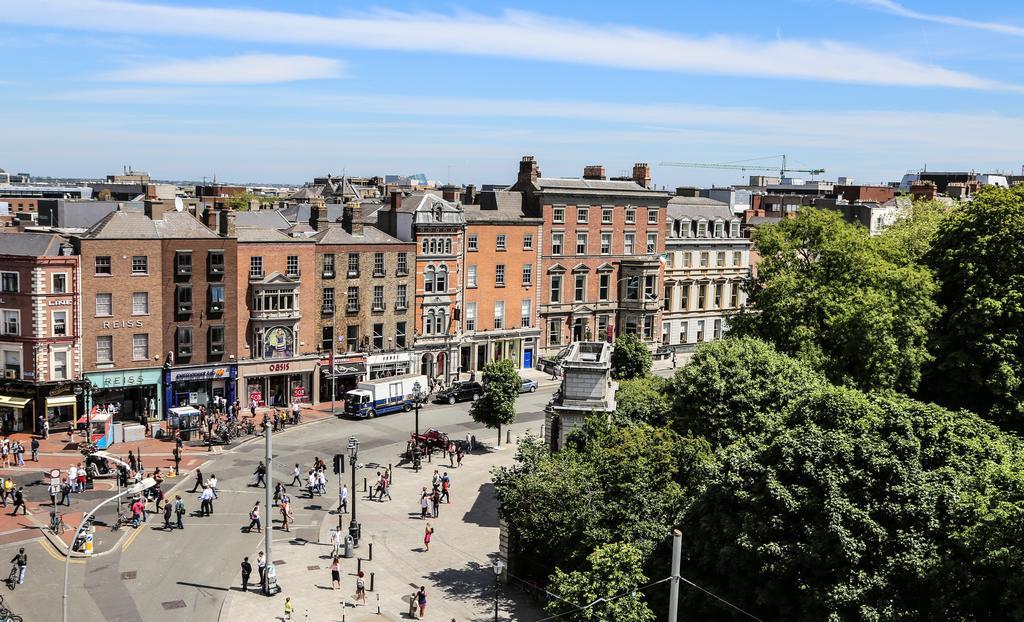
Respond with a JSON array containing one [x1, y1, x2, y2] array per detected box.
[[348, 436, 360, 547], [493, 559, 504, 622], [411, 382, 423, 472], [63, 477, 156, 622]]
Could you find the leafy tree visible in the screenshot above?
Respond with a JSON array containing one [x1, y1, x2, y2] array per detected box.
[[670, 337, 824, 449], [96, 189, 112, 201], [730, 209, 938, 393], [611, 333, 652, 380], [925, 185, 1024, 428], [613, 376, 671, 426], [546, 543, 656, 622], [874, 198, 951, 265], [470, 358, 520, 446]]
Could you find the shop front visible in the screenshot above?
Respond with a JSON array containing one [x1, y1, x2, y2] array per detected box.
[[0, 395, 30, 434], [165, 365, 237, 413], [318, 354, 366, 402], [239, 357, 318, 408], [45, 394, 78, 428], [85, 368, 163, 421], [367, 352, 414, 379]]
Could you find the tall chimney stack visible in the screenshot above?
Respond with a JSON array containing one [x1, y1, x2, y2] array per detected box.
[[342, 197, 363, 235], [633, 163, 652, 189], [583, 165, 606, 181], [220, 210, 236, 237], [309, 196, 329, 232], [518, 155, 540, 187]]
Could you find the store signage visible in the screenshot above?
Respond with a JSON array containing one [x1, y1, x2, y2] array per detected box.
[[248, 389, 262, 404], [367, 352, 413, 365], [87, 368, 161, 388], [47, 299, 73, 306], [169, 366, 231, 382], [268, 363, 290, 372], [292, 386, 305, 399], [100, 319, 144, 329]]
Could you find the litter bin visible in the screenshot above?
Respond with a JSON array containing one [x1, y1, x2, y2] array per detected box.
[[343, 535, 354, 558]]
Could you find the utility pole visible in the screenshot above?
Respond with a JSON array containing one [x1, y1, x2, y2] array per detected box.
[[264, 425, 273, 594], [668, 529, 681, 622]]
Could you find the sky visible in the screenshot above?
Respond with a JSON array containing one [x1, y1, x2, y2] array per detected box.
[[1, 0, 1023, 188]]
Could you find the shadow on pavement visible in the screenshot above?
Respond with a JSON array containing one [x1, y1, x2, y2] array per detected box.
[[461, 483, 498, 528]]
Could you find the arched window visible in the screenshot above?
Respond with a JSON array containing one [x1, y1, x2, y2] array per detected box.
[[436, 266, 448, 292], [425, 266, 435, 293], [425, 310, 435, 335], [429, 239, 436, 254], [421, 238, 428, 254], [438, 309, 448, 334], [444, 239, 451, 254]]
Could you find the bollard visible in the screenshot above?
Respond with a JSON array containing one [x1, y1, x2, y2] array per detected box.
[[368, 542, 373, 561], [371, 572, 375, 592], [376, 591, 380, 613], [388, 464, 393, 482], [357, 558, 362, 574], [507, 429, 511, 445], [427, 449, 431, 463], [363, 477, 367, 492]]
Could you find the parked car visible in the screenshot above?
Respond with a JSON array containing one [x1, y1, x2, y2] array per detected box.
[[436, 381, 484, 405], [519, 377, 539, 393]]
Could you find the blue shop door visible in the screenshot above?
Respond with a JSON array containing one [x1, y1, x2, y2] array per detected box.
[[523, 349, 533, 369]]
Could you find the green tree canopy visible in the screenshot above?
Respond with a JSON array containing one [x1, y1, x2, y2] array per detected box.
[[730, 209, 939, 393], [546, 543, 656, 622], [925, 185, 1024, 428], [470, 358, 520, 445], [670, 337, 825, 449], [611, 333, 652, 380], [613, 375, 671, 427]]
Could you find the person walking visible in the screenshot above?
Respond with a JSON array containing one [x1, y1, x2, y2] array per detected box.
[[306, 470, 317, 499], [431, 488, 441, 518], [208, 474, 219, 498], [240, 557, 252, 592], [416, 586, 427, 619], [163, 500, 173, 530], [369, 471, 380, 501], [247, 501, 262, 533], [381, 472, 392, 502], [10, 547, 26, 585], [330, 556, 341, 590], [172, 446, 180, 474], [130, 497, 144, 528], [9, 487, 26, 516], [338, 484, 349, 514], [59, 478, 71, 506], [188, 469, 204, 493], [67, 463, 77, 492], [423, 524, 434, 552], [252, 461, 266, 488], [256, 551, 267, 591], [289, 463, 302, 487], [280, 494, 292, 532], [447, 441, 456, 468], [331, 527, 343, 557], [283, 596, 293, 621], [420, 488, 429, 519], [355, 571, 367, 605], [456, 447, 464, 468], [440, 473, 450, 504], [174, 495, 185, 529], [30, 437, 39, 462], [199, 485, 214, 517]]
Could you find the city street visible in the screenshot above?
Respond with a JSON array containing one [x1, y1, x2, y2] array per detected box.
[[0, 383, 557, 622]]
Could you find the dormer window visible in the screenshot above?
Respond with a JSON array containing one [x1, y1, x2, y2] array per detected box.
[[697, 220, 707, 237], [730, 221, 740, 238], [433, 205, 443, 221]]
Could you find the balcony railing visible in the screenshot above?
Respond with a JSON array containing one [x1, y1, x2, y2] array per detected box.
[[250, 307, 301, 320]]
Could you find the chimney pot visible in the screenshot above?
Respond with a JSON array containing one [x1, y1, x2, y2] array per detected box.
[[583, 165, 606, 181]]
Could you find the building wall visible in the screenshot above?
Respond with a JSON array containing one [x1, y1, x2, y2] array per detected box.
[[463, 222, 540, 332], [314, 242, 415, 354], [77, 239, 164, 372], [160, 238, 237, 366]]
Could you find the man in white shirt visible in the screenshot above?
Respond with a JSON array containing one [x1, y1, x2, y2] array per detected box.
[[339, 484, 348, 514], [331, 527, 343, 557], [208, 474, 219, 499], [68, 465, 78, 493], [199, 485, 214, 516]]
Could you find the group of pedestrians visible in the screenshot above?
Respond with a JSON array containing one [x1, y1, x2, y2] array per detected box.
[[369, 468, 392, 502], [0, 438, 28, 467]]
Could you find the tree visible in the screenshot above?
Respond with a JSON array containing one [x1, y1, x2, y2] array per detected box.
[[611, 333, 652, 380], [874, 198, 951, 265], [925, 185, 1024, 428], [613, 376, 671, 427], [469, 358, 519, 446], [546, 543, 656, 622], [670, 337, 824, 449], [96, 189, 112, 201], [730, 209, 939, 393]]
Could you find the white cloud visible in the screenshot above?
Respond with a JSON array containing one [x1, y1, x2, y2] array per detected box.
[[0, 0, 1015, 90], [848, 0, 1024, 36], [100, 53, 344, 84]]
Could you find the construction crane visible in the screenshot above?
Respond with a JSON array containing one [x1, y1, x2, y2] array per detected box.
[[659, 154, 824, 179]]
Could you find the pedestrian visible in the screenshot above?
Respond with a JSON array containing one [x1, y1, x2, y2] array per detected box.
[[1, 439, 10, 468], [289, 463, 302, 487], [440, 473, 450, 504], [456, 447, 464, 468], [59, 478, 71, 506], [253, 461, 266, 487], [280, 495, 292, 532], [369, 471, 380, 501], [317, 469, 327, 496], [466, 432, 474, 453], [250, 398, 258, 418], [163, 500, 173, 530], [306, 470, 316, 499], [291, 401, 300, 424], [172, 446, 180, 474], [208, 474, 219, 498], [417, 586, 427, 619], [424, 524, 433, 551], [188, 468, 204, 493], [76, 462, 87, 491], [331, 527, 343, 557], [68, 463, 78, 492], [274, 482, 284, 507], [431, 488, 440, 518], [43, 419, 49, 440], [283, 596, 293, 621], [431, 469, 440, 491], [15, 441, 24, 466], [256, 551, 267, 590], [128, 450, 137, 473], [153, 485, 165, 513], [174, 495, 185, 529], [130, 497, 144, 528], [30, 437, 39, 462], [339, 483, 348, 514], [9, 486, 26, 516], [200, 484, 214, 517], [10, 547, 26, 585], [381, 472, 392, 501], [48, 481, 58, 507], [447, 441, 455, 467], [247, 501, 262, 533], [240, 556, 252, 592], [420, 488, 429, 519], [330, 556, 341, 590], [672, 351, 677, 369], [355, 571, 367, 605]]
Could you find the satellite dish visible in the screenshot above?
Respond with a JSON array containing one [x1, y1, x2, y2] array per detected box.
[[174, 197, 184, 211]]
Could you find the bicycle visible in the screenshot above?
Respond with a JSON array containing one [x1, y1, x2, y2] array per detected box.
[[5, 565, 19, 591], [49, 513, 69, 535], [110, 510, 135, 532]]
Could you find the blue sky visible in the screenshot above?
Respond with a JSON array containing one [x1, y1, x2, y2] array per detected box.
[[1, 0, 1023, 188]]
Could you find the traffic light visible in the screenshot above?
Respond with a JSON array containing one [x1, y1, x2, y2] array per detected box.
[[333, 454, 344, 474]]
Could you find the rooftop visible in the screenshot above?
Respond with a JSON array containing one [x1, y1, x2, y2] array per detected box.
[[0, 232, 69, 257]]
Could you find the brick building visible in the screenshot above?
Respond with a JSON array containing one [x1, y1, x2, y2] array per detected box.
[[460, 191, 542, 372], [232, 212, 319, 407], [509, 157, 669, 361], [0, 233, 82, 433], [311, 198, 416, 400]]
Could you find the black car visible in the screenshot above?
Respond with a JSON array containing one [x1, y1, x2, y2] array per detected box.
[[436, 381, 484, 405]]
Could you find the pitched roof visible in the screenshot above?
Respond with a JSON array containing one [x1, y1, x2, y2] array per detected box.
[[315, 225, 406, 245], [667, 196, 734, 221], [83, 209, 159, 239], [153, 211, 220, 239], [234, 210, 292, 229], [0, 232, 67, 256], [463, 191, 539, 223]]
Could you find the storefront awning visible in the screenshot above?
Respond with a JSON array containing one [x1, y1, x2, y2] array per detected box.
[[0, 396, 31, 409], [321, 362, 366, 378], [46, 395, 77, 407]]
